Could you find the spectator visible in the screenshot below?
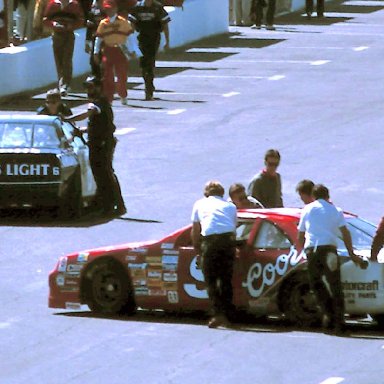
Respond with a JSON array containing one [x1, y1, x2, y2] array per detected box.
[[191, 181, 237, 328], [371, 217, 384, 262], [229, 0, 244, 26], [296, 179, 315, 205], [129, 0, 170, 101], [43, 0, 84, 96], [229, 183, 264, 209], [250, 0, 276, 30], [247, 148, 283, 208], [37, 88, 73, 116], [94, 0, 133, 104], [14, 0, 34, 42]]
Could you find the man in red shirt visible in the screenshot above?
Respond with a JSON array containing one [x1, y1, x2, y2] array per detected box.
[[44, 0, 84, 96]]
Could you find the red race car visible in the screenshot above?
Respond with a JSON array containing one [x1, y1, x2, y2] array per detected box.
[[49, 208, 384, 325]]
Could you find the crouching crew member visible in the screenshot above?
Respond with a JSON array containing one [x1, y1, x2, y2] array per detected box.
[[191, 181, 237, 328], [94, 0, 133, 104], [65, 76, 127, 217], [129, 0, 170, 100], [37, 88, 73, 116]]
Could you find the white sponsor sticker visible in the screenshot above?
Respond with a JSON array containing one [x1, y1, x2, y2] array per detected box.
[[163, 272, 178, 282], [67, 264, 83, 273], [162, 256, 178, 265], [56, 274, 65, 286], [161, 243, 174, 250], [58, 257, 67, 272], [77, 253, 89, 263], [167, 291, 179, 303]]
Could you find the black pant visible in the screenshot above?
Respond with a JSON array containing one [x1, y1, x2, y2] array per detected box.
[[201, 233, 235, 318], [139, 36, 161, 91], [305, 245, 344, 326], [52, 31, 75, 88], [89, 138, 125, 213], [253, 0, 276, 26], [306, 0, 324, 15]]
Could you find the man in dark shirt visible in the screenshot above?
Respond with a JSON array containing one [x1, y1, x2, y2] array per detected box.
[[247, 148, 283, 208], [37, 88, 73, 116], [65, 76, 126, 217], [128, 0, 170, 100]]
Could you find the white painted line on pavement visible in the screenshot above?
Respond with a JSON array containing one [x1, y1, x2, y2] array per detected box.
[[115, 128, 136, 135], [268, 75, 286, 81], [353, 46, 369, 51], [343, 0, 384, 6], [173, 74, 265, 79], [319, 378, 344, 384], [222, 91, 240, 97], [227, 59, 313, 64], [167, 109, 186, 115], [310, 60, 330, 66]]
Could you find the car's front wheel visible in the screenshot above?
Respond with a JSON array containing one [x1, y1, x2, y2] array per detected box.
[[82, 258, 136, 315]]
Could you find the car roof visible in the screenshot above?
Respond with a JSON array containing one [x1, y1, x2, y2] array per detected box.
[[0, 114, 61, 125], [237, 207, 357, 221]]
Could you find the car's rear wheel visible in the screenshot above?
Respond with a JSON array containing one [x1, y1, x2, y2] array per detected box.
[[281, 273, 320, 326], [82, 258, 136, 315]]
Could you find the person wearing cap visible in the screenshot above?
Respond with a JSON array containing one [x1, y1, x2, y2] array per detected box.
[[247, 148, 283, 208], [93, 0, 133, 105], [191, 181, 237, 328], [128, 0, 171, 101], [43, 0, 84, 96], [65, 76, 127, 217], [37, 88, 73, 116]]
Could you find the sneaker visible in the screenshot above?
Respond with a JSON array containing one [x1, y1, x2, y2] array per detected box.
[[251, 24, 262, 29], [121, 97, 127, 105], [266, 24, 276, 30], [306, 12, 312, 18], [208, 315, 230, 329], [60, 85, 70, 97]]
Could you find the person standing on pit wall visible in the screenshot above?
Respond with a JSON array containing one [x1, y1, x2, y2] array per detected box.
[[250, 0, 276, 30], [306, 0, 324, 19], [128, 0, 170, 101], [191, 181, 237, 329], [43, 0, 84, 96], [94, 0, 133, 105], [297, 184, 367, 334], [65, 76, 127, 217], [296, 179, 315, 205], [229, 0, 245, 26], [247, 148, 283, 208], [37, 88, 73, 116]]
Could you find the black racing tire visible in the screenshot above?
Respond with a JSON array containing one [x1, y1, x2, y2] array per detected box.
[[59, 170, 83, 219], [82, 258, 136, 315], [281, 273, 320, 326], [372, 314, 384, 329]]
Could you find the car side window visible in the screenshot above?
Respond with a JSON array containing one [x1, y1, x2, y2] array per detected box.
[[236, 221, 254, 241], [253, 220, 292, 249]]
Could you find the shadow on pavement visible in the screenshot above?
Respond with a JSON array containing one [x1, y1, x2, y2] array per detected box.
[[0, 208, 162, 227], [56, 309, 384, 337]]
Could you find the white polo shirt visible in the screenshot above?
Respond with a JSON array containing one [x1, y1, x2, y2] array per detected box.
[[297, 199, 346, 248], [191, 196, 237, 236]]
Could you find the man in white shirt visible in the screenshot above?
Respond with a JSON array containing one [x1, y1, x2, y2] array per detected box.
[[297, 184, 366, 333], [191, 181, 237, 328]]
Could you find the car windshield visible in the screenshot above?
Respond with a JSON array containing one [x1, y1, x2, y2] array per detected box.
[[0, 122, 61, 149], [336, 216, 376, 254]]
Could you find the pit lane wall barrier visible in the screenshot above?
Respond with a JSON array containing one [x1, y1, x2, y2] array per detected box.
[[0, 0, 228, 99]]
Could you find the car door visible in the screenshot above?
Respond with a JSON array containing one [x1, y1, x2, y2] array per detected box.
[[235, 218, 296, 314], [62, 122, 96, 197]]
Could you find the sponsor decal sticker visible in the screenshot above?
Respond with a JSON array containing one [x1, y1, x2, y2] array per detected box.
[[130, 248, 148, 254], [77, 252, 89, 263], [146, 256, 162, 264], [163, 272, 177, 282], [65, 302, 82, 310], [126, 255, 138, 262], [56, 274, 65, 286], [167, 291, 179, 303], [147, 270, 162, 279], [242, 248, 306, 298], [134, 287, 149, 296], [149, 289, 167, 296], [163, 263, 177, 271], [128, 263, 147, 269], [58, 257, 67, 272], [343, 280, 379, 299], [161, 243, 174, 250], [67, 264, 83, 273], [162, 249, 179, 255], [1, 163, 60, 176], [162, 255, 178, 265], [65, 278, 79, 286], [133, 278, 147, 286]]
